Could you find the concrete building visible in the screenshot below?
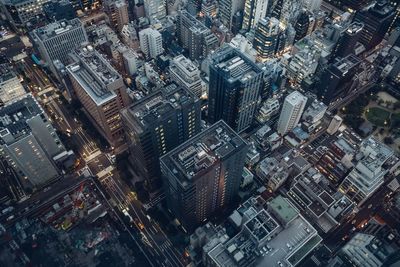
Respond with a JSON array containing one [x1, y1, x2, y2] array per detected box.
[[228, 34, 258, 62], [143, 0, 166, 24], [160, 120, 248, 230], [208, 45, 265, 133], [31, 18, 88, 77], [277, 91, 307, 135], [339, 136, 394, 205], [121, 22, 140, 50], [103, 0, 129, 32], [218, 0, 245, 30], [139, 28, 164, 59], [169, 55, 204, 98], [177, 10, 219, 60], [122, 49, 138, 76], [121, 84, 201, 190], [0, 94, 65, 189], [285, 44, 321, 84], [301, 99, 327, 132], [0, 0, 49, 27], [242, 0, 269, 32], [327, 115, 343, 135], [256, 98, 280, 124], [0, 64, 26, 105], [67, 45, 130, 149], [302, 0, 322, 12]]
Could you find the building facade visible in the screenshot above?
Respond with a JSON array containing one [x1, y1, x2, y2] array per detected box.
[[277, 91, 307, 135], [139, 28, 164, 59]]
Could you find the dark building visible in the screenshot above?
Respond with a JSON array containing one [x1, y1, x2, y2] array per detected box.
[[353, 0, 396, 51], [294, 11, 311, 43], [187, 0, 201, 16], [121, 84, 201, 190], [324, 0, 372, 11], [160, 120, 248, 231], [331, 22, 364, 60], [231, 11, 243, 35], [208, 45, 265, 133], [43, 0, 76, 22], [318, 55, 362, 105], [253, 17, 286, 61]]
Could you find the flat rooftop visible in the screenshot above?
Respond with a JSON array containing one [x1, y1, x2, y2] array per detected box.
[[161, 120, 247, 186], [33, 18, 82, 41], [268, 196, 298, 225]]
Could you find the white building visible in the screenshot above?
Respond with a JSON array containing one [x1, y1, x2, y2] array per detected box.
[[0, 64, 26, 105], [121, 22, 140, 50], [327, 115, 343, 135], [242, 0, 269, 31], [169, 55, 204, 97], [228, 34, 257, 62], [103, 0, 129, 31], [143, 0, 166, 24], [123, 49, 138, 76], [139, 28, 164, 59], [277, 91, 307, 135]]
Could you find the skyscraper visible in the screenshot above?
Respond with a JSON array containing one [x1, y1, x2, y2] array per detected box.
[[293, 11, 311, 43], [160, 120, 248, 230], [218, 0, 245, 30], [331, 22, 364, 60], [121, 83, 201, 190], [0, 94, 65, 189], [67, 45, 130, 149], [139, 28, 164, 59], [242, 0, 269, 32], [103, 0, 129, 32], [277, 91, 307, 135], [31, 18, 88, 77], [208, 45, 265, 133], [353, 0, 396, 51]]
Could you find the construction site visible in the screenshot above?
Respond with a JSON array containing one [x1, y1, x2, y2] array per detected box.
[[0, 179, 137, 266]]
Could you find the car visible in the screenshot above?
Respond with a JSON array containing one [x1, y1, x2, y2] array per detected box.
[[305, 227, 310, 233], [286, 243, 292, 250]]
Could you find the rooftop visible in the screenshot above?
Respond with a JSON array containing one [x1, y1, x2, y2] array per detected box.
[[268, 195, 298, 225], [33, 18, 83, 41]]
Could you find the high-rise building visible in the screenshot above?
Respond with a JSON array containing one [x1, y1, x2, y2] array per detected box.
[[208, 45, 265, 133], [31, 18, 88, 77], [242, 0, 269, 32], [332, 22, 364, 60], [139, 28, 164, 59], [143, 0, 166, 24], [169, 55, 204, 98], [218, 0, 245, 30], [0, 94, 65, 189], [67, 45, 130, 149], [353, 1, 396, 51], [177, 10, 219, 60], [327, 115, 343, 135], [253, 17, 286, 62], [302, 0, 322, 12], [103, 0, 129, 32], [318, 54, 361, 105], [293, 11, 311, 43], [0, 64, 26, 106], [277, 91, 307, 135], [122, 49, 138, 76], [42, 0, 76, 22], [121, 83, 201, 190], [160, 120, 248, 230], [0, 0, 49, 27]]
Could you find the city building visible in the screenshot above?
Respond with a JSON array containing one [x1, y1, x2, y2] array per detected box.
[[256, 98, 280, 124], [169, 55, 204, 98], [353, 0, 396, 51], [67, 45, 130, 149], [331, 22, 364, 60], [0, 94, 65, 189], [339, 136, 394, 205], [302, 0, 322, 12], [121, 83, 201, 190], [103, 0, 129, 32], [121, 22, 140, 50], [160, 120, 248, 230], [177, 10, 219, 60], [242, 0, 269, 32], [42, 0, 76, 22], [31, 18, 88, 77], [0, 64, 26, 106], [208, 46, 265, 133], [301, 99, 327, 132], [277, 91, 307, 135], [228, 34, 258, 62], [318, 54, 362, 105], [122, 48, 138, 76], [253, 17, 287, 62], [0, 0, 49, 27], [285, 44, 321, 84], [293, 11, 313, 43], [143, 0, 166, 24], [139, 27, 164, 59], [327, 115, 343, 135], [218, 0, 245, 30]]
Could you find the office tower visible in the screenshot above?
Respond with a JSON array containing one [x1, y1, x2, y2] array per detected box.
[[0, 0, 49, 27], [143, 0, 166, 23], [277, 91, 307, 135], [169, 55, 204, 98], [242, 0, 269, 32], [0, 94, 65, 189], [160, 120, 248, 230], [42, 0, 76, 22], [294, 11, 311, 43], [331, 22, 364, 60], [231, 11, 244, 35], [177, 10, 218, 60], [327, 115, 343, 135], [318, 55, 361, 105], [253, 17, 286, 62], [121, 83, 201, 190], [139, 28, 164, 59], [103, 0, 129, 32], [218, 0, 245, 30], [353, 1, 396, 51], [67, 45, 130, 149], [0, 64, 26, 106], [208, 45, 265, 133], [302, 0, 322, 12], [31, 18, 88, 77]]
